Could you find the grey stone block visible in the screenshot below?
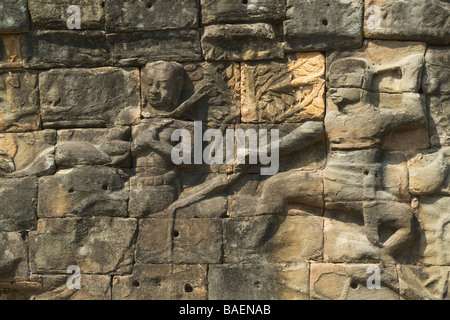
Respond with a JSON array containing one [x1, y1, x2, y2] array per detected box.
[[284, 0, 363, 52]]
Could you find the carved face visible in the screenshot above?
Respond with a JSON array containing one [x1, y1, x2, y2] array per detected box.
[[329, 88, 361, 108], [143, 62, 184, 110]]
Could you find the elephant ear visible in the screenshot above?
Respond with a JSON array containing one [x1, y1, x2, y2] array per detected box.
[[0, 138, 17, 173]]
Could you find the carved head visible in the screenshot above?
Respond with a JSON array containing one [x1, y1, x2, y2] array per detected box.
[[142, 61, 185, 110], [329, 88, 363, 108]]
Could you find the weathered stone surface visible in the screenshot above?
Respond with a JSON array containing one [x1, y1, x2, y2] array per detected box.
[[310, 263, 399, 300], [29, 218, 137, 274], [28, 0, 104, 30], [129, 173, 179, 218], [325, 91, 428, 150], [173, 219, 223, 264], [398, 265, 450, 300], [0, 35, 22, 69], [135, 218, 172, 264], [201, 24, 284, 61], [208, 263, 309, 300], [0, 0, 30, 33], [427, 96, 450, 148], [407, 149, 449, 196], [39, 68, 140, 128], [0, 71, 40, 133], [364, 0, 450, 44], [105, 0, 199, 32], [327, 41, 426, 93], [38, 167, 129, 218], [201, 0, 285, 25], [324, 210, 382, 263], [56, 127, 131, 168], [175, 195, 228, 218], [223, 215, 323, 263], [324, 150, 411, 202], [0, 177, 37, 232], [414, 196, 450, 266], [141, 61, 240, 125], [21, 31, 109, 68], [0, 130, 56, 177], [31, 274, 112, 300], [284, 0, 363, 52], [241, 53, 325, 123], [423, 48, 450, 95], [112, 263, 208, 300], [107, 30, 202, 66], [0, 232, 28, 280], [131, 119, 233, 175]]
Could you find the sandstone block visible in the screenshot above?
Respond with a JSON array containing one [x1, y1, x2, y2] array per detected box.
[[105, 0, 199, 32], [31, 274, 112, 300], [241, 52, 325, 123], [28, 0, 104, 30], [21, 31, 109, 68], [0, 71, 40, 133], [0, 130, 56, 177], [39, 67, 140, 128], [364, 0, 450, 44], [0, 0, 30, 33], [427, 95, 450, 147], [173, 219, 223, 264], [201, 0, 285, 25], [223, 215, 323, 263], [0, 232, 28, 280], [284, 0, 363, 52], [0, 35, 22, 69], [423, 48, 450, 95], [414, 196, 450, 266], [310, 263, 399, 300], [112, 263, 207, 300], [135, 218, 172, 264], [324, 210, 382, 263], [208, 263, 309, 300], [398, 265, 450, 300], [201, 23, 284, 61], [29, 218, 137, 274], [327, 40, 426, 93], [37, 167, 129, 218], [407, 149, 449, 196], [56, 127, 131, 168], [0, 177, 37, 232], [324, 150, 412, 202], [107, 30, 202, 66]]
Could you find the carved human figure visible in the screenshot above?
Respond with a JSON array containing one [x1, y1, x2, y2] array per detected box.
[[132, 61, 214, 216], [255, 55, 430, 261]]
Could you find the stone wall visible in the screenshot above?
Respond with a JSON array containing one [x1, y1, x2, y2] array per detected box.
[[0, 0, 449, 300]]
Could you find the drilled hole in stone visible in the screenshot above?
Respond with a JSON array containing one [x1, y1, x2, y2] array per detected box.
[[132, 280, 140, 288], [173, 230, 179, 237], [242, 0, 248, 4], [146, 2, 152, 9], [322, 19, 328, 26], [254, 281, 262, 288], [101, 184, 108, 191], [68, 187, 75, 194], [350, 282, 358, 289], [184, 283, 193, 293], [364, 170, 369, 175]]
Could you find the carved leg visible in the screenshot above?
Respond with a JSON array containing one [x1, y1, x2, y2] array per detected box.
[[363, 201, 414, 258], [256, 170, 323, 215]]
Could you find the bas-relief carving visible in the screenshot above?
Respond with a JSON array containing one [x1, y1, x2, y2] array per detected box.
[[0, 36, 448, 299]]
